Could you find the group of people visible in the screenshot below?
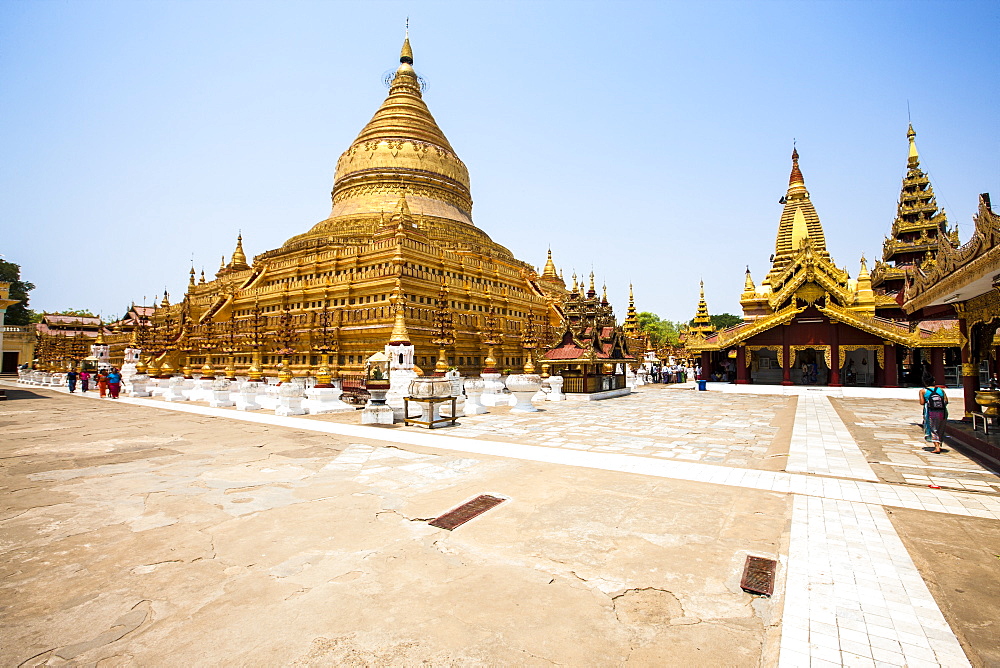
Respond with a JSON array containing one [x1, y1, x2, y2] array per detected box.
[[65, 368, 123, 399], [652, 363, 698, 384]]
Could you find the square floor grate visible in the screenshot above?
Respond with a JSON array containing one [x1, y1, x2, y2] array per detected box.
[[740, 555, 777, 596], [428, 495, 506, 530]]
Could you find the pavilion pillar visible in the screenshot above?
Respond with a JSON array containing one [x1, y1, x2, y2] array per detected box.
[[883, 342, 899, 388], [829, 324, 841, 387], [700, 351, 710, 380], [930, 348, 945, 386], [959, 316, 978, 419], [781, 326, 792, 386], [735, 346, 748, 384]]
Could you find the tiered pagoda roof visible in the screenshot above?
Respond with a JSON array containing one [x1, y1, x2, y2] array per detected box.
[[872, 124, 958, 308]]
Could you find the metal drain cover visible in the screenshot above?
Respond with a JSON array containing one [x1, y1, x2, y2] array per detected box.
[[740, 555, 777, 596], [429, 495, 505, 530]]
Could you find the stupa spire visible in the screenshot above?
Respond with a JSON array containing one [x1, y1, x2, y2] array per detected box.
[[387, 281, 410, 345], [541, 248, 558, 279], [230, 233, 249, 270]]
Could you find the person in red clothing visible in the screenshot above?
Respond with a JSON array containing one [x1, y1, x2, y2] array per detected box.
[[97, 370, 109, 398], [107, 368, 122, 399]]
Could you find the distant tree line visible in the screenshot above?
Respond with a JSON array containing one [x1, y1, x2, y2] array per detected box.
[[636, 310, 744, 347]]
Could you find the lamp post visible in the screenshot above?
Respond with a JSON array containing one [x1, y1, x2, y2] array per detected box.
[[271, 296, 299, 384], [241, 298, 267, 382], [431, 283, 455, 376], [311, 300, 338, 387]]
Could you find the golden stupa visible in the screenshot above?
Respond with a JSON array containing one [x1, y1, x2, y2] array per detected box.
[[113, 35, 569, 379]]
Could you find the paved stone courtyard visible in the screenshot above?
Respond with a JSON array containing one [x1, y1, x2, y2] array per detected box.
[[2, 381, 999, 666]]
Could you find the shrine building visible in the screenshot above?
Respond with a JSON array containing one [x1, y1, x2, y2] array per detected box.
[[684, 145, 960, 387]]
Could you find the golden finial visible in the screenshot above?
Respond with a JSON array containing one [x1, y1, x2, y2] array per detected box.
[[602, 283, 607, 300], [199, 269, 206, 284], [907, 123, 919, 167], [189, 266, 196, 287], [628, 283, 634, 304], [400, 22, 413, 64], [743, 266, 755, 291], [588, 271, 595, 293], [571, 272, 578, 293], [218, 255, 226, 273]]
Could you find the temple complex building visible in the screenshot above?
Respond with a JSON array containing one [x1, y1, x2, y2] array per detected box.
[[125, 36, 570, 380], [684, 148, 960, 387]]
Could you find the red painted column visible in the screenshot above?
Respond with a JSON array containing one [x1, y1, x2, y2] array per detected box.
[[781, 325, 792, 386], [931, 348, 946, 386], [874, 347, 884, 386], [959, 317, 978, 419], [736, 346, 748, 384], [829, 324, 841, 387], [883, 342, 899, 388], [700, 351, 711, 380]]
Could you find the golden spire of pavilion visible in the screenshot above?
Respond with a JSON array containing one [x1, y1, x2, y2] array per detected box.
[[189, 266, 196, 288], [907, 123, 919, 167], [767, 146, 831, 285], [690, 281, 714, 335], [623, 283, 639, 336]]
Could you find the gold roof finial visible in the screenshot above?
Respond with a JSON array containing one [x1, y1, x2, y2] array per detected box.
[[571, 272, 578, 293], [388, 280, 410, 345], [401, 19, 413, 64], [629, 283, 634, 304], [788, 145, 806, 193], [218, 255, 226, 273], [588, 271, 595, 296], [602, 283, 607, 301], [907, 123, 919, 167], [743, 266, 755, 291], [199, 269, 206, 284], [189, 265, 196, 287]]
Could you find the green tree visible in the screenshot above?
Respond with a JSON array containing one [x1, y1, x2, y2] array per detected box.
[[637, 311, 682, 346], [710, 313, 743, 330], [0, 260, 36, 325]]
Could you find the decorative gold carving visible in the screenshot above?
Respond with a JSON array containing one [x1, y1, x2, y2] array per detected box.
[[962, 362, 977, 377]]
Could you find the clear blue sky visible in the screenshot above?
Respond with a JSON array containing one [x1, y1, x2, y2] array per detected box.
[[2, 0, 997, 323]]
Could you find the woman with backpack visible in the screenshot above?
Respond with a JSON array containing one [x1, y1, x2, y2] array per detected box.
[[919, 373, 948, 453]]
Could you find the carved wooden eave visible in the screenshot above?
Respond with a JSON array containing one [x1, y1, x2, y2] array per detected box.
[[686, 304, 805, 352], [818, 301, 960, 347], [904, 195, 1000, 314]]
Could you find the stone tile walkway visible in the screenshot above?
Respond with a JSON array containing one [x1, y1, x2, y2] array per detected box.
[[787, 392, 879, 481], [779, 496, 970, 668]]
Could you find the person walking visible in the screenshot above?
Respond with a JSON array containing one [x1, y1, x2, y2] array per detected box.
[[66, 369, 78, 393], [107, 368, 122, 399], [79, 370, 91, 393], [97, 370, 109, 398], [919, 372, 948, 454]]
